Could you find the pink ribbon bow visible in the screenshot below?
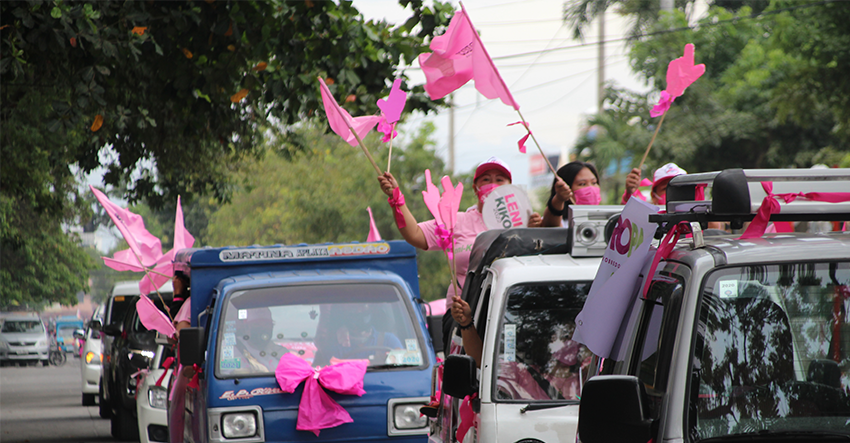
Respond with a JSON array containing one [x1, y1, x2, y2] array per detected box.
[[156, 356, 175, 387], [275, 353, 368, 436], [388, 188, 406, 229], [740, 182, 850, 239], [188, 364, 202, 390]]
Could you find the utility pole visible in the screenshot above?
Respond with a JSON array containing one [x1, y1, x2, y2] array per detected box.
[[448, 94, 455, 174], [660, 0, 674, 12], [597, 10, 605, 111]]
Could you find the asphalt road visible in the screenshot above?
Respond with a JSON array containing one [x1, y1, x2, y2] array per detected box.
[[0, 358, 135, 443]]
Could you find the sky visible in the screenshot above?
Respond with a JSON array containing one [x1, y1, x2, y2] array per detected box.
[[354, 0, 654, 189]]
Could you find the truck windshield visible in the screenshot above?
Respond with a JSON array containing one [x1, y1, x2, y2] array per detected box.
[[694, 261, 850, 440], [493, 281, 593, 402], [216, 282, 426, 378]]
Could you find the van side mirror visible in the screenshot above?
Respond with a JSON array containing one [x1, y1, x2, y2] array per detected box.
[[102, 323, 122, 337], [442, 354, 478, 398], [129, 352, 149, 370], [89, 319, 102, 331], [73, 329, 85, 339], [180, 327, 205, 367], [579, 375, 653, 443]]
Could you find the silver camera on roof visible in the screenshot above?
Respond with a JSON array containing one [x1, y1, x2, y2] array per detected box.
[[568, 205, 625, 257]]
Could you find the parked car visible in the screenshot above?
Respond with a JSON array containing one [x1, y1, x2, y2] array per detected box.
[[94, 280, 145, 419], [0, 313, 50, 366], [77, 305, 105, 406], [136, 343, 174, 443], [101, 283, 172, 441]]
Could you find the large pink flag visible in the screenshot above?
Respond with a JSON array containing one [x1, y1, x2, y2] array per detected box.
[[136, 294, 176, 337], [418, 7, 520, 110], [91, 186, 162, 268], [138, 196, 196, 296], [318, 78, 381, 147]]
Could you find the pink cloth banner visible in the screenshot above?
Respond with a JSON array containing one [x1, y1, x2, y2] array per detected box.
[[418, 7, 520, 110], [740, 182, 850, 239], [275, 353, 368, 436], [91, 186, 162, 268], [572, 198, 658, 358], [136, 294, 176, 337], [318, 78, 381, 147]]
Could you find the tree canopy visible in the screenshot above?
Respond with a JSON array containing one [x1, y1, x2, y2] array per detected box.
[[1, 0, 454, 307]]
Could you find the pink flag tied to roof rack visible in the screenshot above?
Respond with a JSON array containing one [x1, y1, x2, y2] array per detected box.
[[418, 6, 519, 110], [366, 207, 382, 242], [91, 186, 163, 268], [275, 353, 368, 436], [318, 77, 381, 147], [136, 294, 176, 338]]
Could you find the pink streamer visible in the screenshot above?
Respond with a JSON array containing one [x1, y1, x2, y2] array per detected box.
[[507, 121, 531, 154], [388, 188, 406, 229], [650, 91, 674, 118], [739, 182, 850, 239], [156, 357, 174, 387], [456, 393, 478, 442], [642, 222, 690, 297], [275, 353, 368, 436]]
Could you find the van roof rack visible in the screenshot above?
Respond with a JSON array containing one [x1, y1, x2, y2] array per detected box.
[[649, 168, 850, 235]]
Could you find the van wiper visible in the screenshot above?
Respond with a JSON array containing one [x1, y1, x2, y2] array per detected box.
[[368, 363, 420, 370], [699, 430, 850, 442], [519, 400, 577, 413]]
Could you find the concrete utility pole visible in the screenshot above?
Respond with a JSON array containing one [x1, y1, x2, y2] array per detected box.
[[597, 10, 605, 111]]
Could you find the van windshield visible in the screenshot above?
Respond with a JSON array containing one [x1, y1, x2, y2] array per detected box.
[[2, 320, 44, 333], [493, 281, 593, 402], [694, 261, 850, 439], [216, 283, 426, 377]]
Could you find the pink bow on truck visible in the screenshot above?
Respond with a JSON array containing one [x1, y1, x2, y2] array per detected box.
[[275, 353, 368, 436]]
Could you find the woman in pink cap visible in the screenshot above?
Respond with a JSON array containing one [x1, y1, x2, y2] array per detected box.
[[622, 162, 687, 205], [378, 157, 540, 365]]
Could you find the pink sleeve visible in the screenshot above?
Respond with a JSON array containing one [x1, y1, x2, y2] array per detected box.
[[417, 219, 442, 251], [174, 296, 191, 324]]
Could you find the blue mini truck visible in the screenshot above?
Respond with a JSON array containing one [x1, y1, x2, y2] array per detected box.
[[173, 241, 435, 443]]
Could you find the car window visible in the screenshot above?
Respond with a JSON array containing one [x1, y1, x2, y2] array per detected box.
[[693, 261, 850, 439], [1, 320, 44, 333], [216, 283, 427, 378], [493, 281, 593, 402], [109, 296, 133, 326]]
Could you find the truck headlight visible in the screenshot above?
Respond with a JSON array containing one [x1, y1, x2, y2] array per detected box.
[[393, 403, 428, 430], [148, 386, 168, 409], [85, 351, 102, 364], [222, 412, 257, 439]]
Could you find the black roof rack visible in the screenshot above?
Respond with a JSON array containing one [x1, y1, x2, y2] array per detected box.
[[650, 168, 850, 235]]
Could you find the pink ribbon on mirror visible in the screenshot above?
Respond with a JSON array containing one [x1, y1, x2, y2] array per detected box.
[[739, 182, 850, 239], [156, 356, 175, 387], [275, 353, 368, 436]]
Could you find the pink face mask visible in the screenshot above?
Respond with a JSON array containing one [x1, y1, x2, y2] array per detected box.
[[653, 193, 666, 205], [574, 186, 601, 205], [476, 183, 500, 204]]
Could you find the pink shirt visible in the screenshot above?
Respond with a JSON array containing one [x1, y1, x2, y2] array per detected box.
[[418, 206, 488, 308], [174, 296, 191, 324]]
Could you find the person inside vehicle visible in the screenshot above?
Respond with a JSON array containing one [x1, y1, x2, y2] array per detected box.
[[623, 162, 687, 206], [314, 306, 402, 365], [169, 273, 192, 443], [536, 161, 602, 228], [231, 307, 289, 373]]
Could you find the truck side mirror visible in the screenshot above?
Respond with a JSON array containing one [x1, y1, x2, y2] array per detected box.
[[426, 315, 444, 354], [102, 323, 121, 337], [579, 375, 653, 443], [442, 354, 478, 398], [129, 352, 149, 370], [180, 327, 205, 367], [89, 319, 103, 331]]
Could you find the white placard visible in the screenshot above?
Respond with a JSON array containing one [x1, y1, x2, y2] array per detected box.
[[481, 184, 533, 230]]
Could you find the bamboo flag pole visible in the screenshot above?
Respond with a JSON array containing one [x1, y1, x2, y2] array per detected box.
[[387, 122, 396, 173], [637, 112, 667, 171]]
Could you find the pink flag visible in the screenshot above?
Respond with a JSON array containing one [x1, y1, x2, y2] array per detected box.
[[366, 207, 382, 242], [418, 7, 520, 110], [91, 186, 162, 267], [138, 196, 196, 296], [136, 294, 176, 337], [666, 43, 705, 98], [318, 78, 381, 147]]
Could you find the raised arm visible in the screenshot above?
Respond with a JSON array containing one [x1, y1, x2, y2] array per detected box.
[[378, 172, 428, 250]]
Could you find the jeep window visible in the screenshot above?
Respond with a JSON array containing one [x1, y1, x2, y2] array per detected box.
[[633, 267, 688, 420], [493, 281, 593, 402], [217, 283, 427, 378], [693, 262, 850, 440]]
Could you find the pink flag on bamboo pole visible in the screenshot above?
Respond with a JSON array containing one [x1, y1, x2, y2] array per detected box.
[[137, 196, 196, 296], [366, 207, 382, 242], [136, 294, 176, 337], [318, 78, 381, 147], [418, 7, 520, 110], [91, 186, 162, 268]]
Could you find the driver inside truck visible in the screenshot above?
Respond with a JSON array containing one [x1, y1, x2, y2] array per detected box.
[[314, 305, 402, 365], [231, 307, 290, 373]]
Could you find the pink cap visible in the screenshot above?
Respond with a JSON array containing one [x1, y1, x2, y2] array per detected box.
[[474, 156, 512, 182], [652, 163, 687, 193]]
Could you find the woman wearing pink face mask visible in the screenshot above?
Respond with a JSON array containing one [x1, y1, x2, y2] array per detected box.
[[378, 157, 540, 312], [538, 161, 602, 228]]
